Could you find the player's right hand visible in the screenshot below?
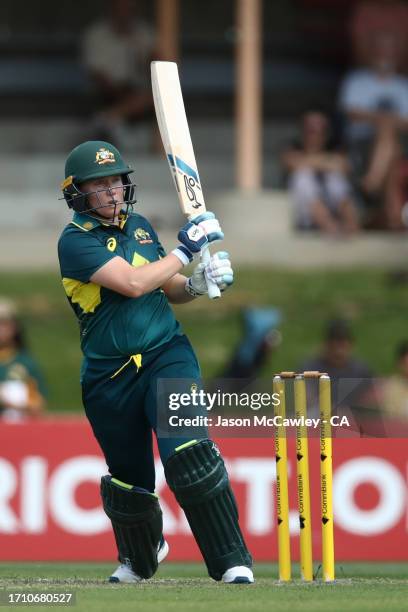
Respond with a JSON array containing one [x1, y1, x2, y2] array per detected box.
[[185, 251, 233, 296]]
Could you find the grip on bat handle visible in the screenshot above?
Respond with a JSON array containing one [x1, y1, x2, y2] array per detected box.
[[201, 246, 221, 299]]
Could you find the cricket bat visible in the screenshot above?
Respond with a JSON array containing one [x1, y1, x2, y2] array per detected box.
[[151, 61, 221, 299]]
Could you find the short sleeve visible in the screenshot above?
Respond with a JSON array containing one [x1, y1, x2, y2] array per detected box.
[[58, 229, 117, 283]]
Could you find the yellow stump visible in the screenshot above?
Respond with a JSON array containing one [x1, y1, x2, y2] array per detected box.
[[319, 375, 335, 582], [294, 375, 313, 581], [273, 375, 291, 581]]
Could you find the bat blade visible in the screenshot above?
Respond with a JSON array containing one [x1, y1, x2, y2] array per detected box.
[[151, 61, 221, 299], [151, 61, 205, 217]]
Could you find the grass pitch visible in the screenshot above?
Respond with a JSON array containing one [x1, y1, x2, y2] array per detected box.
[[0, 562, 407, 612]]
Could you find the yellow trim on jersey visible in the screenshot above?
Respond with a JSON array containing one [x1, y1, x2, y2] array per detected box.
[[70, 221, 91, 232], [70, 212, 101, 231], [62, 278, 102, 313], [132, 354, 142, 370], [132, 252, 150, 267], [110, 353, 142, 379], [119, 212, 129, 230]]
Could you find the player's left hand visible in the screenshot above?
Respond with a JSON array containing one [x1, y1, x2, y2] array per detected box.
[[186, 251, 233, 296]]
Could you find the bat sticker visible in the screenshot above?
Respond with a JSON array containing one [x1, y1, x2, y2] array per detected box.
[[168, 154, 199, 182], [183, 175, 203, 208], [168, 154, 203, 208]]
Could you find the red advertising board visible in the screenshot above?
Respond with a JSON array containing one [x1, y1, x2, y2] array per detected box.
[[0, 418, 407, 561]]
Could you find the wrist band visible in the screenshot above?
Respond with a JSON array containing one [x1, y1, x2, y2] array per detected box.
[[172, 246, 193, 266]]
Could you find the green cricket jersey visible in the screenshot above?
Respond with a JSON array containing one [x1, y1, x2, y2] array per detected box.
[[58, 210, 182, 360]]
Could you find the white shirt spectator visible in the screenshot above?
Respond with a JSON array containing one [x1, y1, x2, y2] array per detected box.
[[82, 20, 155, 89], [339, 69, 408, 140]]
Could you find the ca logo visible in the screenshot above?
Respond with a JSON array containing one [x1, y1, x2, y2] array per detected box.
[[106, 237, 117, 252]]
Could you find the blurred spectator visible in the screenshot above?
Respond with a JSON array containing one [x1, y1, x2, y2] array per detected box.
[[0, 299, 46, 421], [382, 340, 408, 418], [339, 32, 408, 229], [221, 308, 282, 379], [300, 318, 373, 381], [82, 0, 156, 146], [350, 1, 408, 70], [282, 111, 360, 235], [299, 318, 377, 417], [209, 307, 282, 400]]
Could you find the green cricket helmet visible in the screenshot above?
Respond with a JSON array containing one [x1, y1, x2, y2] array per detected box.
[[61, 140, 136, 213]]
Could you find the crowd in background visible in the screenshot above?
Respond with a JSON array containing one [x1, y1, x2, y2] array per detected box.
[[81, 0, 157, 147], [75, 0, 408, 234], [282, 0, 408, 234], [0, 300, 46, 421]]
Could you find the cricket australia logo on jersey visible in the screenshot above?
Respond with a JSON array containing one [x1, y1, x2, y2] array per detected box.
[[134, 228, 153, 244], [95, 148, 115, 165]]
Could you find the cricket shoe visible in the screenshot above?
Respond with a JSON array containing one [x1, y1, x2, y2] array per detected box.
[[108, 538, 169, 583], [222, 566, 254, 584]]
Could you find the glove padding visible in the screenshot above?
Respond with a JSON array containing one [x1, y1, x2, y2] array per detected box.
[[186, 251, 233, 296], [174, 212, 224, 266], [190, 211, 224, 244]]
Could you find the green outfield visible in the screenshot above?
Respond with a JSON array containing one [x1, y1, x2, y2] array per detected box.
[[1, 267, 407, 411], [0, 562, 407, 611]]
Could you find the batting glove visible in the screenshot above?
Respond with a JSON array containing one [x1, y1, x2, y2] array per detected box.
[[190, 212, 224, 243], [185, 251, 234, 296], [172, 212, 224, 266]]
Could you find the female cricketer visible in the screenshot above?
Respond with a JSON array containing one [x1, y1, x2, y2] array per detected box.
[[58, 141, 253, 584]]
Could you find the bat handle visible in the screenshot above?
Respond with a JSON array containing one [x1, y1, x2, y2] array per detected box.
[[201, 246, 221, 299]]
